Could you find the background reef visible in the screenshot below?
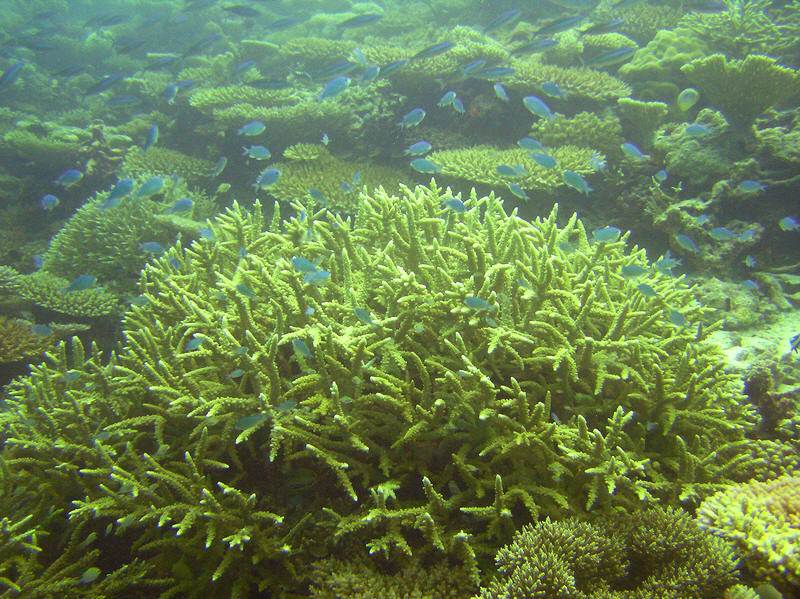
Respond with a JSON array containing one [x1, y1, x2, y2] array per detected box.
[[0, 0, 799, 597]]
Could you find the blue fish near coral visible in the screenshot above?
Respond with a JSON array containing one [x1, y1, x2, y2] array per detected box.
[[254, 168, 281, 188], [399, 108, 426, 128], [443, 198, 467, 212], [709, 227, 736, 241], [242, 145, 271, 160], [165, 198, 194, 213], [138, 241, 165, 254], [291, 338, 313, 358], [737, 179, 765, 194], [136, 177, 165, 197], [437, 90, 457, 107], [238, 121, 266, 136], [143, 125, 158, 151], [592, 226, 621, 243], [291, 256, 319, 273], [54, 169, 83, 187], [39, 194, 59, 210], [779, 216, 799, 231], [353, 307, 377, 327], [621, 142, 649, 162], [303, 270, 330, 286], [561, 170, 593, 195], [66, 274, 97, 291], [530, 153, 557, 169], [675, 234, 699, 252], [318, 76, 350, 101], [404, 141, 432, 156], [410, 158, 441, 174], [464, 296, 496, 312], [522, 95, 553, 119], [518, 137, 545, 152]]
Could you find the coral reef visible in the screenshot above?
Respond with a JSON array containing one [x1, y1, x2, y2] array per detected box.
[[120, 147, 215, 185], [0, 184, 772, 598], [529, 111, 624, 162], [697, 473, 800, 589], [476, 506, 743, 599], [616, 98, 669, 148]]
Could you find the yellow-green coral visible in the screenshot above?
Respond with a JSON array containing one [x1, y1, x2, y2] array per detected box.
[[697, 472, 800, 586], [618, 28, 709, 82], [121, 147, 215, 184], [0, 266, 118, 317], [616, 98, 669, 146], [0, 316, 52, 363], [506, 55, 631, 101], [2, 128, 85, 165], [477, 506, 743, 599], [0, 184, 767, 598], [530, 110, 624, 161], [427, 145, 600, 193], [681, 54, 800, 128], [268, 143, 407, 213]]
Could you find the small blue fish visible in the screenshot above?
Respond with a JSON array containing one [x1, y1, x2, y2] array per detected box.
[[523, 95, 553, 119], [654, 169, 668, 182], [254, 168, 280, 188], [227, 368, 246, 379], [443, 198, 467, 212], [399, 108, 426, 128], [198, 228, 214, 240], [162, 83, 178, 104], [184, 337, 204, 351], [620, 142, 649, 162], [291, 257, 319, 273], [242, 145, 271, 160], [361, 64, 380, 82], [621, 264, 649, 278], [304, 307, 315, 315], [107, 178, 135, 203], [530, 153, 557, 169], [236, 284, 256, 298], [410, 158, 441, 174], [165, 198, 194, 213], [742, 279, 759, 290], [234, 413, 268, 431], [508, 183, 529, 200], [540, 81, 567, 98], [0, 60, 24, 91], [238, 121, 266, 136], [404, 141, 432, 156], [675, 234, 699, 252], [586, 47, 635, 67], [352, 171, 361, 185], [39, 194, 59, 210], [744, 255, 757, 268], [143, 125, 158, 151], [211, 156, 227, 177], [136, 177, 165, 197], [380, 59, 407, 76], [737, 179, 765, 194], [138, 241, 165, 254], [518, 137, 545, 152], [473, 67, 515, 79], [232, 346, 249, 356], [495, 164, 519, 178], [29, 324, 52, 337], [685, 123, 711, 137], [303, 270, 330, 286], [493, 83, 509, 102], [438, 91, 457, 107], [54, 169, 83, 187], [779, 216, 799, 231], [592, 226, 621, 243], [790, 332, 800, 353], [484, 8, 522, 31], [411, 41, 455, 61], [709, 227, 735, 241], [340, 181, 354, 193], [452, 98, 466, 113], [318, 76, 350, 101], [676, 88, 700, 111], [561, 170, 593, 195], [464, 296, 495, 311], [354, 307, 377, 326], [308, 188, 326, 204], [590, 152, 607, 172], [636, 283, 658, 297], [291, 338, 313, 358], [667, 310, 686, 327], [67, 274, 96, 291], [458, 60, 486, 76]]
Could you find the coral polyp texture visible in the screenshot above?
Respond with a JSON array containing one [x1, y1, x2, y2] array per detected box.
[[0, 183, 770, 598]]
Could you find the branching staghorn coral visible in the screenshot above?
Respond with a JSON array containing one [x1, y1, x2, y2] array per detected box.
[[0, 183, 772, 597]]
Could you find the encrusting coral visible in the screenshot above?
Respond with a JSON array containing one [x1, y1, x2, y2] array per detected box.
[[0, 183, 779, 598]]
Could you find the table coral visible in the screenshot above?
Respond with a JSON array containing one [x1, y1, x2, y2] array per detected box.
[[507, 55, 631, 101], [681, 54, 800, 129]]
